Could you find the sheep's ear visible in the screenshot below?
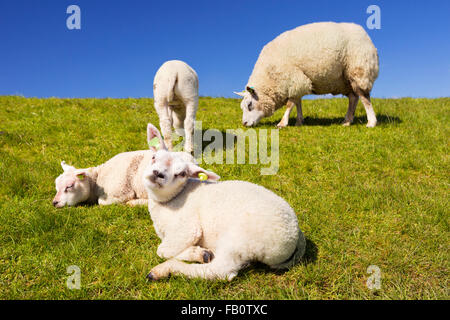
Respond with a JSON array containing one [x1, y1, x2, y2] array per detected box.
[[76, 172, 86, 181], [61, 161, 76, 172], [187, 163, 220, 181], [233, 91, 246, 97], [147, 123, 167, 151]]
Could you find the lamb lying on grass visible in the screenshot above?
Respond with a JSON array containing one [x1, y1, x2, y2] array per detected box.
[[53, 150, 154, 208], [143, 123, 306, 281]]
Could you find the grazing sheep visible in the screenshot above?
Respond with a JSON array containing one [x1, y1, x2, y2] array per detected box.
[[153, 60, 199, 153], [53, 150, 154, 208], [143, 123, 305, 281], [234, 22, 379, 128]]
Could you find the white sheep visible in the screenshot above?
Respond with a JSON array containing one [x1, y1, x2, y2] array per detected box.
[[53, 149, 154, 208], [234, 22, 379, 128], [153, 60, 199, 153], [142, 123, 306, 281]]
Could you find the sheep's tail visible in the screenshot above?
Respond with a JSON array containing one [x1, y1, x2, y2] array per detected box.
[[167, 72, 178, 102], [271, 229, 306, 270]]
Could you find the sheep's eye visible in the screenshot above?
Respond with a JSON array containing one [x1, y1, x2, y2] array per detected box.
[[65, 185, 74, 192], [247, 101, 253, 111], [175, 171, 186, 178]]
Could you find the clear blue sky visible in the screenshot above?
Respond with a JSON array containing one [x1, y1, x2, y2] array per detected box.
[[0, 0, 449, 98]]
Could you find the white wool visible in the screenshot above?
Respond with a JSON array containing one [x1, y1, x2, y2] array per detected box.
[[153, 60, 199, 153], [237, 22, 379, 128], [143, 124, 305, 281], [53, 150, 153, 208]]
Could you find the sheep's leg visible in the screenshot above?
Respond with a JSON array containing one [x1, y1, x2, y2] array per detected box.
[[155, 101, 174, 150], [357, 91, 377, 127], [174, 246, 214, 263], [183, 100, 198, 153], [126, 199, 148, 207], [343, 92, 359, 126], [147, 255, 241, 281], [294, 99, 304, 126], [172, 107, 186, 137], [277, 101, 295, 128]]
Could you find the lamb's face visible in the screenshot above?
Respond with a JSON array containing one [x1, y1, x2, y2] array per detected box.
[[142, 149, 220, 202], [143, 150, 192, 195], [53, 162, 90, 208], [235, 87, 265, 127]]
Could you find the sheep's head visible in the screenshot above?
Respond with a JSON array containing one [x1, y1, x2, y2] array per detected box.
[[143, 123, 220, 203], [53, 161, 91, 208], [234, 86, 266, 127]]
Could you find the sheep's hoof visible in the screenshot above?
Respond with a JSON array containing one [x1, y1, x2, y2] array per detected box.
[[295, 120, 304, 127], [366, 122, 377, 128], [342, 121, 351, 127], [146, 272, 158, 281], [276, 122, 288, 128], [203, 250, 214, 263]]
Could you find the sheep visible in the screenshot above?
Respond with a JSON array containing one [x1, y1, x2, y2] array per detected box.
[[153, 60, 199, 153], [142, 123, 306, 281], [234, 22, 379, 128], [53, 150, 154, 208]]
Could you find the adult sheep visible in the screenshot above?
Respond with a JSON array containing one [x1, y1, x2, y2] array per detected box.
[[234, 22, 379, 128]]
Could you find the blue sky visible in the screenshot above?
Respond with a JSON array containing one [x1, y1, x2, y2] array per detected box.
[[0, 0, 449, 98]]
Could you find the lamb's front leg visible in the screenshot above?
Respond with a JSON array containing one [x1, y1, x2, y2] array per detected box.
[[147, 254, 240, 281], [156, 225, 203, 260], [175, 246, 214, 263]]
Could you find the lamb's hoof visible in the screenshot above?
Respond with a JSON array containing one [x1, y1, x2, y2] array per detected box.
[[342, 121, 351, 127], [203, 250, 214, 263], [146, 272, 158, 281], [276, 122, 288, 128], [366, 122, 377, 128]]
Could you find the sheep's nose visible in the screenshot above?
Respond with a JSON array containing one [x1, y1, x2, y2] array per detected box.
[[52, 200, 59, 207]]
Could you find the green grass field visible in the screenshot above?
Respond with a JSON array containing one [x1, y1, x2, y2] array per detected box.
[[0, 96, 448, 299]]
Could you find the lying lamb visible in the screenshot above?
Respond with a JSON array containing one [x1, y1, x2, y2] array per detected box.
[[143, 123, 306, 281], [153, 60, 199, 153], [234, 22, 379, 128], [53, 149, 154, 208]]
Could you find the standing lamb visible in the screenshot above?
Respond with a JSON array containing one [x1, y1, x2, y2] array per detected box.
[[143, 123, 306, 281], [153, 60, 199, 153], [234, 22, 379, 128]]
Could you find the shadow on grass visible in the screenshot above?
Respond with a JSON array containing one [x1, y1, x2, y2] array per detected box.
[[262, 114, 402, 127], [239, 237, 318, 277]]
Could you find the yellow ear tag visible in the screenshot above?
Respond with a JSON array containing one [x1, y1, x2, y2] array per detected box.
[[76, 174, 85, 180], [198, 173, 208, 181]]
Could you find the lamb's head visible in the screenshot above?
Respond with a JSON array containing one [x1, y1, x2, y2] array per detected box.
[[53, 161, 91, 208], [234, 86, 270, 127], [143, 123, 220, 202]]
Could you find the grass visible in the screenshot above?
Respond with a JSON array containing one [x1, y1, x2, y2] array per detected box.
[[0, 95, 448, 299]]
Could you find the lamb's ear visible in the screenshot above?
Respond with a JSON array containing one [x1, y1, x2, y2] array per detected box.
[[75, 172, 86, 181], [187, 163, 220, 181], [147, 123, 167, 151], [233, 91, 246, 97], [61, 161, 76, 172]]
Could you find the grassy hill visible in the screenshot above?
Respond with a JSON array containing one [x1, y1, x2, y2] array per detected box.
[[0, 96, 448, 299]]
